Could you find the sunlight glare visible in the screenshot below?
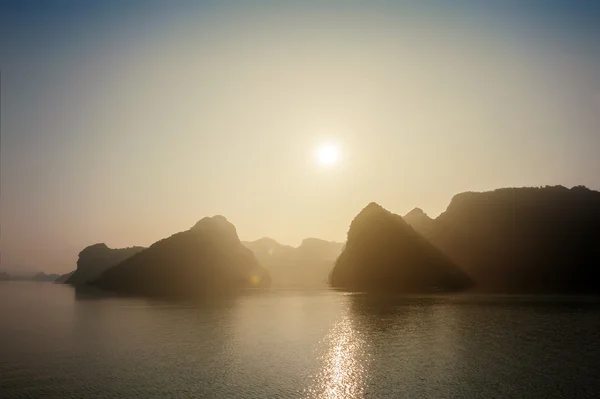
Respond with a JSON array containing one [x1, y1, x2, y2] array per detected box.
[[316, 144, 340, 166]]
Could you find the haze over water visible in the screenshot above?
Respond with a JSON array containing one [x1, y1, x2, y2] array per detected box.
[[1, 282, 599, 399]]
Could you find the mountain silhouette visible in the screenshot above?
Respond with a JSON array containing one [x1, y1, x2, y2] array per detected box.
[[242, 238, 295, 258], [64, 244, 145, 285], [296, 238, 344, 261], [403, 208, 435, 236], [243, 237, 344, 289], [329, 202, 473, 292], [0, 272, 10, 281], [93, 215, 271, 297], [54, 271, 74, 283], [410, 185, 600, 294]]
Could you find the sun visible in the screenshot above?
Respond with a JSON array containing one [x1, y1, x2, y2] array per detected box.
[[315, 144, 340, 166]]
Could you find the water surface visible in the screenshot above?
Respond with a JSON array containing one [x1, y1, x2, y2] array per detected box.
[[1, 282, 599, 398]]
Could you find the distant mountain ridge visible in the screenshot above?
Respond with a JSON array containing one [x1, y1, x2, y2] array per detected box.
[[242, 237, 344, 289], [93, 216, 270, 297], [330, 202, 473, 292], [296, 238, 344, 260], [242, 238, 295, 258], [404, 185, 600, 294], [32, 272, 60, 282], [3, 272, 59, 282], [403, 207, 435, 235]]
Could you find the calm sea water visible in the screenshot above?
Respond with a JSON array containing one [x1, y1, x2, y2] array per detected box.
[[1, 282, 599, 398]]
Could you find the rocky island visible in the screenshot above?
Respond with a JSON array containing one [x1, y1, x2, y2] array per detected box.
[[64, 244, 145, 285], [406, 185, 600, 294], [93, 216, 270, 297], [329, 202, 473, 292]]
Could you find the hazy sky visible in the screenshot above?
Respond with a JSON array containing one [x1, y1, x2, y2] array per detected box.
[[1, 1, 599, 273]]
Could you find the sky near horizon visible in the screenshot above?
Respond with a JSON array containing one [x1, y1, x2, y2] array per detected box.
[[1, 1, 599, 273]]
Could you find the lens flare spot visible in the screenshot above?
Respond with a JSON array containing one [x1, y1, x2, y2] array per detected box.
[[250, 275, 261, 286]]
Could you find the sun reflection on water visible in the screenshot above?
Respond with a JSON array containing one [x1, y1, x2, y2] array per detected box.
[[310, 312, 369, 399]]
